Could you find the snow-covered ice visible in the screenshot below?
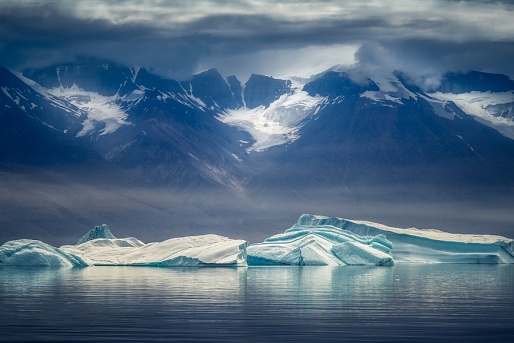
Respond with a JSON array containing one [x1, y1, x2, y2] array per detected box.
[[1, 228, 247, 267], [247, 220, 394, 266], [61, 234, 248, 267], [429, 91, 514, 140], [0, 239, 90, 267], [46, 84, 131, 136], [296, 214, 514, 264]]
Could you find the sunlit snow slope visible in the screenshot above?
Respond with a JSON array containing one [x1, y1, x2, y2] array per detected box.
[[219, 88, 325, 151], [429, 91, 514, 140]]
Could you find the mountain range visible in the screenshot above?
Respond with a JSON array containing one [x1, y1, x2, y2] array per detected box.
[[2, 59, 514, 245]]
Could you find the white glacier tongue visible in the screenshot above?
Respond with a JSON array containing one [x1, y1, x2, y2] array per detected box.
[[247, 220, 394, 266], [429, 91, 514, 140], [77, 224, 116, 244], [45, 84, 131, 136], [62, 234, 248, 267], [218, 88, 325, 152], [0, 240, 90, 267], [297, 214, 514, 264]]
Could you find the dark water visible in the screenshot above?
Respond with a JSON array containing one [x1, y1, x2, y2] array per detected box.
[[1, 265, 513, 342]]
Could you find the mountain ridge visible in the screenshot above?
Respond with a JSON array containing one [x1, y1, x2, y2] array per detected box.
[[2, 61, 514, 244]]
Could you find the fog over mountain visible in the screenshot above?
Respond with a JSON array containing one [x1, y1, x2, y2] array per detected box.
[[1, 1, 514, 245]]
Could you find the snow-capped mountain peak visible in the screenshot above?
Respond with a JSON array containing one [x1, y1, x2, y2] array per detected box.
[[360, 73, 418, 106]]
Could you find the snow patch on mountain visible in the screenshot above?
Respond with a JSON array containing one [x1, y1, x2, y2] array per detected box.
[[360, 74, 417, 106], [430, 91, 514, 140], [219, 89, 325, 152], [46, 84, 131, 136], [419, 94, 458, 120]]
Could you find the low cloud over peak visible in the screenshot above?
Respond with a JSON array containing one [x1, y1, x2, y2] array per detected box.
[[1, 0, 513, 81]]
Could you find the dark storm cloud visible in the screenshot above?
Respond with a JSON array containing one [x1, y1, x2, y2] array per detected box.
[[0, 0, 513, 80], [0, 2, 158, 70]]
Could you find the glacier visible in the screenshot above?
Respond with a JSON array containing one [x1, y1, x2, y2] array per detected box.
[[247, 220, 395, 266], [46, 84, 131, 136], [429, 91, 514, 140], [218, 88, 325, 152], [291, 214, 514, 264]]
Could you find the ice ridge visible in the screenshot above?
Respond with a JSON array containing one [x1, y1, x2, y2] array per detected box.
[[247, 221, 394, 266], [296, 214, 514, 264]]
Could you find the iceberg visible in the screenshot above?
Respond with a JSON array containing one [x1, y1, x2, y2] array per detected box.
[[77, 224, 116, 244], [294, 214, 514, 264], [247, 221, 395, 266], [3, 217, 513, 268], [0, 239, 90, 267], [61, 234, 248, 267], [1, 226, 248, 267]]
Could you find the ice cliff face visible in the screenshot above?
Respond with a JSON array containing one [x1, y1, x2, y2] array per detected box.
[[297, 214, 514, 264], [247, 219, 394, 266], [77, 224, 116, 245]]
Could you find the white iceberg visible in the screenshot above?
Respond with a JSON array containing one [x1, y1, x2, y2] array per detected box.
[[61, 234, 248, 267], [247, 221, 394, 266], [295, 214, 514, 264], [0, 239, 90, 267]]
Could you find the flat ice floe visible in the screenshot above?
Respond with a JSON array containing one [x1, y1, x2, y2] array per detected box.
[[295, 214, 514, 264]]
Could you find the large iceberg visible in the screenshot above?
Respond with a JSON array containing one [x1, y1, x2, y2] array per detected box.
[[293, 214, 514, 264], [1, 228, 248, 267], [61, 234, 248, 267], [0, 239, 90, 267], [247, 221, 395, 266]]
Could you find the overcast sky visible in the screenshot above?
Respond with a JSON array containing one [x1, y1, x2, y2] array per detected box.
[[1, 0, 514, 82]]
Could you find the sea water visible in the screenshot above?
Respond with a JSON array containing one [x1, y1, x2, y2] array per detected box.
[[1, 265, 513, 342]]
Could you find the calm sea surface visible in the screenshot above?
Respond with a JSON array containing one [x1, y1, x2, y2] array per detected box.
[[1, 265, 513, 342]]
